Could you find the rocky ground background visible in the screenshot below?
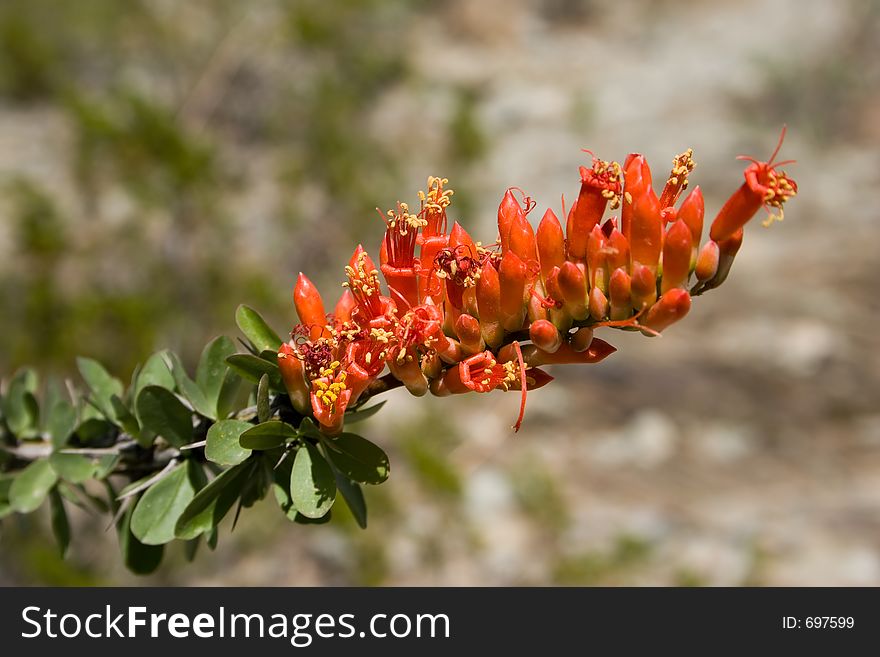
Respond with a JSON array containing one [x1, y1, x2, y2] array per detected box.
[[1, 0, 879, 585]]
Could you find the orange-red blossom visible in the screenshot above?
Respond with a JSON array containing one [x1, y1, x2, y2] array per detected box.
[[277, 138, 796, 435]]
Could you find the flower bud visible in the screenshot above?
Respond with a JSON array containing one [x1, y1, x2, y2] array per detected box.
[[498, 189, 524, 253], [558, 261, 588, 321], [609, 267, 632, 320], [589, 286, 609, 320], [294, 273, 328, 341], [661, 219, 693, 294], [277, 343, 310, 414], [499, 250, 529, 332], [455, 313, 485, 354], [630, 262, 657, 310], [333, 288, 357, 324], [694, 240, 720, 282], [476, 260, 504, 348], [529, 319, 562, 353], [677, 186, 704, 254], [630, 192, 663, 273], [621, 154, 653, 239], [570, 326, 594, 352], [642, 288, 691, 334], [537, 208, 565, 280]]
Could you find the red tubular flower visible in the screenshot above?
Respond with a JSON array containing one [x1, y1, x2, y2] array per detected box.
[[499, 250, 529, 332], [417, 176, 452, 301], [567, 154, 622, 261], [621, 154, 654, 240], [346, 245, 386, 322], [380, 201, 425, 307], [529, 318, 562, 353], [294, 273, 329, 342], [661, 219, 693, 294], [537, 208, 565, 281], [658, 149, 696, 210], [437, 223, 481, 313], [476, 259, 504, 348], [277, 342, 310, 414], [609, 267, 632, 321], [558, 261, 588, 321], [710, 129, 797, 242], [629, 191, 663, 273], [642, 288, 691, 334], [309, 361, 352, 436]]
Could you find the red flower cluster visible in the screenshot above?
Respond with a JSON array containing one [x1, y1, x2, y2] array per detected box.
[[278, 134, 796, 435]]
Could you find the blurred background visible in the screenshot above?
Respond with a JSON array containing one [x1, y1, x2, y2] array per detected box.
[[1, 0, 879, 585]]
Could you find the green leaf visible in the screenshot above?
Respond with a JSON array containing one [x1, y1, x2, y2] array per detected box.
[[174, 460, 254, 540], [135, 385, 193, 447], [46, 399, 77, 449], [76, 357, 124, 422], [272, 455, 297, 521], [205, 419, 252, 466], [119, 499, 164, 575], [0, 474, 14, 519], [41, 378, 66, 432], [216, 368, 242, 420], [344, 401, 386, 424], [323, 432, 390, 484], [49, 488, 70, 557], [235, 304, 283, 355], [131, 461, 202, 545], [135, 351, 175, 397], [164, 351, 215, 419], [2, 370, 40, 437], [111, 395, 140, 436], [196, 336, 237, 408], [290, 442, 336, 519], [335, 472, 367, 529], [75, 417, 115, 444], [9, 459, 58, 513], [240, 420, 296, 450], [257, 374, 271, 423], [49, 453, 98, 484], [225, 354, 283, 391]]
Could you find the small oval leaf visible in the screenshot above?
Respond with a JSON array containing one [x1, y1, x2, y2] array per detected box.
[[235, 305, 283, 355], [131, 462, 200, 545], [240, 420, 296, 450], [205, 419, 253, 466], [174, 460, 254, 540], [9, 459, 58, 513], [290, 443, 336, 519], [324, 433, 390, 484], [135, 386, 193, 447], [49, 453, 98, 484]]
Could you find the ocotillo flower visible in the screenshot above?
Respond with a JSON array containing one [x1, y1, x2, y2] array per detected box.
[[275, 133, 796, 436], [710, 128, 797, 242]]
